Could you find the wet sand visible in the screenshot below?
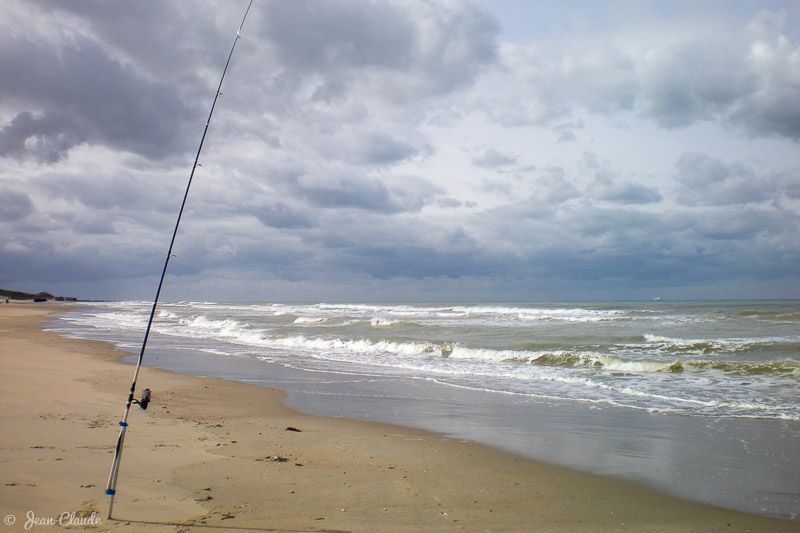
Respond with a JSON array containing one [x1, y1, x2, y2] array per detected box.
[[1, 303, 797, 532]]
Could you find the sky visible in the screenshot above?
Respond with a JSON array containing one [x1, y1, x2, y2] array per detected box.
[[1, 0, 799, 302]]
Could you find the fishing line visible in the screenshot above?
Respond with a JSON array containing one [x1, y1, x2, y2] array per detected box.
[[105, 0, 254, 518]]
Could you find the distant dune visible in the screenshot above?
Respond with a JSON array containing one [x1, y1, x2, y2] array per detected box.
[[0, 288, 77, 302]]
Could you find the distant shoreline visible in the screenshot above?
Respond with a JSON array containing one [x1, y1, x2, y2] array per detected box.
[[0, 288, 77, 302]]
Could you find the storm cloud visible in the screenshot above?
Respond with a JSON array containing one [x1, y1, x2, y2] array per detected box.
[[1, 0, 798, 301]]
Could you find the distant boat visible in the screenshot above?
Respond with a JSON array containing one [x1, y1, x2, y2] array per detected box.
[[653, 296, 663, 301]]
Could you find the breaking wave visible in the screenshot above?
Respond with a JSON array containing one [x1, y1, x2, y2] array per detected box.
[[50, 299, 800, 420]]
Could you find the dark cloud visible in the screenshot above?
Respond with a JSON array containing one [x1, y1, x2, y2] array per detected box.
[[531, 246, 679, 284], [346, 243, 499, 280], [354, 133, 421, 165], [173, 171, 799, 290], [254, 202, 318, 229], [460, 178, 798, 288], [0, 224, 164, 284], [0, 111, 86, 163], [0, 32, 196, 162], [299, 214, 500, 281], [275, 170, 443, 214]]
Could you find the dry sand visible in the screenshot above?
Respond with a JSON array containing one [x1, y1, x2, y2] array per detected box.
[[1, 303, 797, 532]]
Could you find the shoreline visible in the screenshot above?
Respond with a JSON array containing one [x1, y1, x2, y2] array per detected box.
[[1, 303, 797, 532]]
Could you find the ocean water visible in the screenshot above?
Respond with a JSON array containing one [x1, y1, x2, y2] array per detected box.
[[48, 300, 800, 518], [53, 300, 799, 420]]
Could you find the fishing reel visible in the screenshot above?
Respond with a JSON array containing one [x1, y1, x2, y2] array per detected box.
[[132, 388, 151, 410]]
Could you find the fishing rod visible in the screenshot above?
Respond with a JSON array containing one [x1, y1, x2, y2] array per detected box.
[[105, 0, 254, 518]]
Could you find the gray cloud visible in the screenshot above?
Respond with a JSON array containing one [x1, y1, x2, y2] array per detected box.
[[275, 170, 443, 214], [0, 216, 165, 284], [638, 42, 753, 128], [532, 167, 582, 206], [681, 205, 792, 241], [0, 111, 85, 164], [777, 169, 800, 200], [254, 202, 318, 230], [472, 147, 517, 168], [348, 243, 499, 280], [260, 0, 499, 102], [1, 1, 797, 301], [316, 131, 426, 166], [298, 213, 500, 281], [587, 176, 662, 205], [0, 190, 33, 221], [556, 130, 577, 143], [354, 133, 422, 165], [561, 43, 637, 114], [674, 152, 776, 206], [262, 1, 416, 72], [581, 152, 662, 205], [28, 0, 228, 92], [33, 171, 169, 212], [0, 31, 196, 162], [635, 25, 799, 141], [487, 10, 800, 141]]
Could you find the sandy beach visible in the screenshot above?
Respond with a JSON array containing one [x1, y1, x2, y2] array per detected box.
[[1, 304, 797, 532]]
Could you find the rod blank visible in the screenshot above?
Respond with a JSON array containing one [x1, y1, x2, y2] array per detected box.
[[104, 0, 254, 518]]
